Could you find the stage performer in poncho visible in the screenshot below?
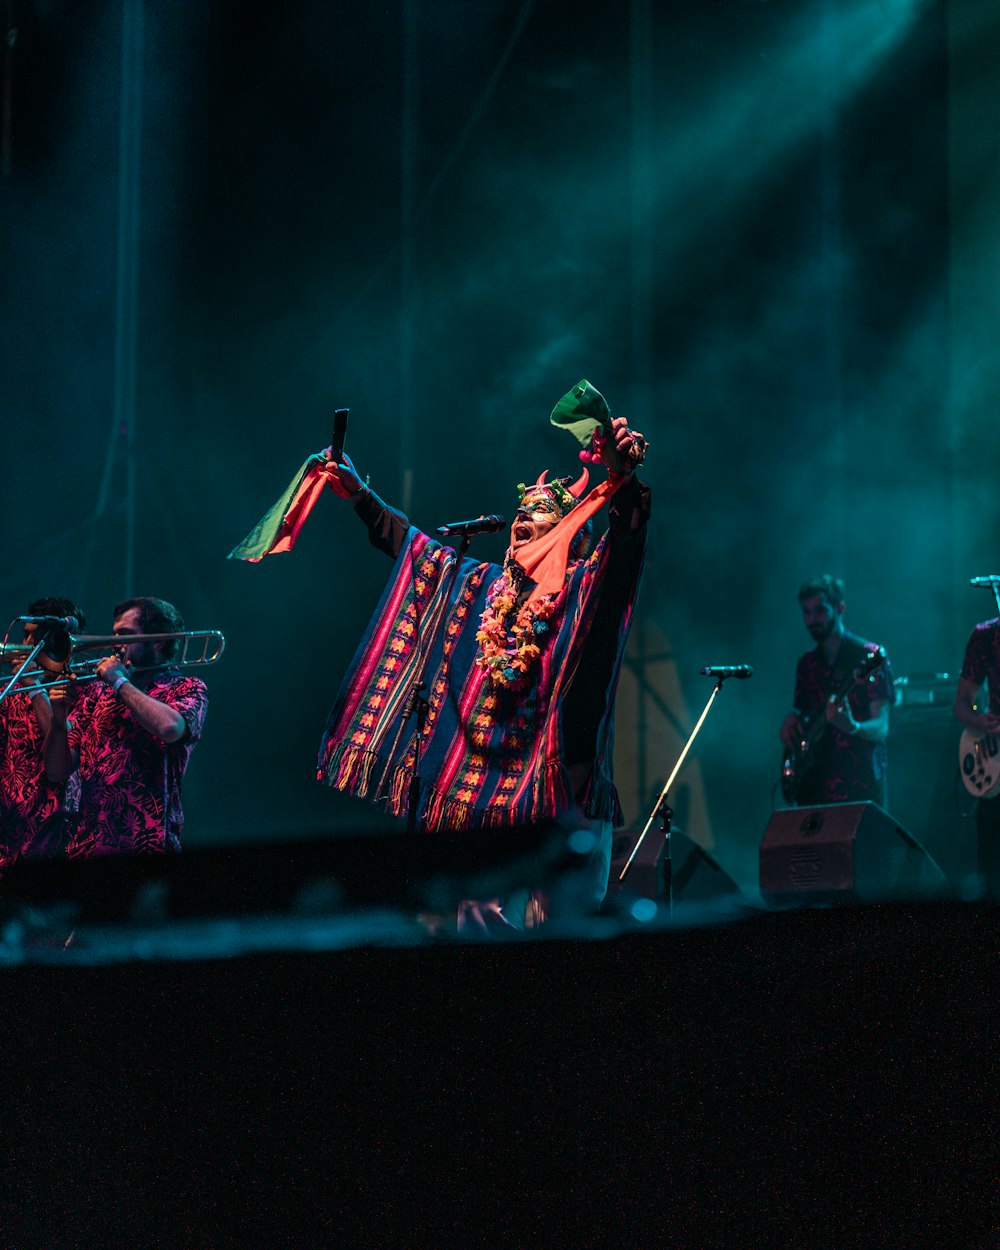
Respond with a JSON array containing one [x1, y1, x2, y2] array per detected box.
[[229, 381, 649, 924]]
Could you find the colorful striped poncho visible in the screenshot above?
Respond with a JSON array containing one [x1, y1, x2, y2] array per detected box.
[[316, 492, 647, 834]]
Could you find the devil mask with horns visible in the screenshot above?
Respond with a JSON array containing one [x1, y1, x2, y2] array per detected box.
[[509, 466, 593, 563]]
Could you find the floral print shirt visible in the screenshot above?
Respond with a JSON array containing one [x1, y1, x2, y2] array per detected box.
[[0, 692, 80, 866], [65, 672, 208, 856]]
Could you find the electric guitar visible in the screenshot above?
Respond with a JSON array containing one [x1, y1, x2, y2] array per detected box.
[[958, 726, 1000, 798], [780, 645, 887, 804]]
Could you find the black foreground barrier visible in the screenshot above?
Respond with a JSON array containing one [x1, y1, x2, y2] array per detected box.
[[0, 861, 997, 1247], [0, 821, 572, 937]]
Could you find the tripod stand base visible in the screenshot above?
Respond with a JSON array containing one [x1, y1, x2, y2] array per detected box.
[[606, 827, 741, 909]]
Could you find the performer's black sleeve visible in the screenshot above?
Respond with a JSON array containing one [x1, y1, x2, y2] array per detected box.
[[607, 473, 651, 535], [352, 488, 410, 559], [563, 477, 651, 778]]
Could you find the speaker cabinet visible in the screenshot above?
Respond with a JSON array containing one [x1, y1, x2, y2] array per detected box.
[[759, 802, 948, 906]]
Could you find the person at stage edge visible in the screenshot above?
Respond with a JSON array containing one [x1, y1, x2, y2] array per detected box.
[[953, 614, 1000, 892], [314, 412, 650, 922], [779, 575, 893, 807], [0, 597, 86, 868], [45, 597, 208, 855]]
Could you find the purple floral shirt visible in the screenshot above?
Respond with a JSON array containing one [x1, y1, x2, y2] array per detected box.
[[65, 672, 208, 856], [0, 692, 81, 865], [960, 618, 1000, 710]]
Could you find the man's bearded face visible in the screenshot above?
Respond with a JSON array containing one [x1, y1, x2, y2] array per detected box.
[[800, 594, 841, 643]]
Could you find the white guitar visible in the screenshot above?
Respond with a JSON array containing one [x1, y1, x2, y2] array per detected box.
[[958, 727, 1000, 798]]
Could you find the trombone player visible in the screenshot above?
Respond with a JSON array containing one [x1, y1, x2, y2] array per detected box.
[[0, 596, 86, 867], [45, 597, 209, 856]]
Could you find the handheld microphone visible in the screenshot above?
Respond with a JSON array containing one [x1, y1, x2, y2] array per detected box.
[[969, 576, 1000, 587], [436, 515, 506, 538], [20, 615, 82, 633], [700, 664, 753, 680], [331, 408, 349, 461]]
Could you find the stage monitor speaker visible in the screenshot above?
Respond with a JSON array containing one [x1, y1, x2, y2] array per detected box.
[[759, 802, 948, 906], [606, 826, 741, 909]]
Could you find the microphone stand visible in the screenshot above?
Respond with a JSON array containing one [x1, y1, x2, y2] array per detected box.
[[0, 623, 62, 707], [618, 672, 736, 916], [972, 575, 1000, 617], [374, 531, 473, 834]]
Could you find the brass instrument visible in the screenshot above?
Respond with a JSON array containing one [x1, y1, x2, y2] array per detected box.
[[0, 627, 225, 704]]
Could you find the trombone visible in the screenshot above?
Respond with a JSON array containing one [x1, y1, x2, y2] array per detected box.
[[0, 626, 226, 705]]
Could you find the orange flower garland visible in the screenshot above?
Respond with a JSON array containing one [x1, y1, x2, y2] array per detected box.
[[475, 566, 560, 690]]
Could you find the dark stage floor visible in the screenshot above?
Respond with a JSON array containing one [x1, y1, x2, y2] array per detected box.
[[0, 837, 996, 1249]]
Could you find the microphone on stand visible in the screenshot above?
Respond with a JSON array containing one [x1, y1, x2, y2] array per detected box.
[[19, 615, 82, 633], [436, 515, 506, 537], [700, 664, 753, 680], [969, 575, 1000, 616]]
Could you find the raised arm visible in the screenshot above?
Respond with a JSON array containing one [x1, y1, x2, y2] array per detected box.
[[599, 416, 650, 535], [321, 448, 410, 560]]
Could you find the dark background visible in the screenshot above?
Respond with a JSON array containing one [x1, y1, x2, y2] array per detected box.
[[3, 0, 997, 893]]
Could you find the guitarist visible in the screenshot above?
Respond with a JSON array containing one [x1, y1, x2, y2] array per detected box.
[[953, 616, 1000, 891], [779, 575, 893, 807]]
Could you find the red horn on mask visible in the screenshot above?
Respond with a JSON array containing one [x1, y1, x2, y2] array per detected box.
[[568, 466, 590, 498], [534, 470, 549, 488]]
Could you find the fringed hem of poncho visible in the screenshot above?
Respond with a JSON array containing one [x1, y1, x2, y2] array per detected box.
[[319, 742, 623, 833]]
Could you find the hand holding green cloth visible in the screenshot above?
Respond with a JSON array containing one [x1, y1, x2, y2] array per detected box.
[[549, 378, 623, 474], [227, 453, 330, 562]]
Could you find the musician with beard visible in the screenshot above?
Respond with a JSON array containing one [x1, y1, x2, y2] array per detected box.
[[44, 597, 208, 855], [778, 575, 893, 807]]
